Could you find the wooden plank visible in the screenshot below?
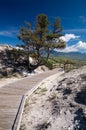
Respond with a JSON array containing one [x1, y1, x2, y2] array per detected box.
[[0, 68, 63, 130]]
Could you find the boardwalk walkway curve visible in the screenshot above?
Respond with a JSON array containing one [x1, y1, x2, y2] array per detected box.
[[0, 68, 64, 130]]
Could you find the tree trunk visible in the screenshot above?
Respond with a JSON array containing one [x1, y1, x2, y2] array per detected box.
[[46, 48, 50, 62], [27, 46, 30, 71]]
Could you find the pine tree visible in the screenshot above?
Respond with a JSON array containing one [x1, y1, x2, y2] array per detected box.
[[18, 14, 66, 71]]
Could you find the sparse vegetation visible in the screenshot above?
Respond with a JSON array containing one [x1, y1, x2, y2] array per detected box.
[[19, 66, 86, 130], [19, 123, 27, 130], [0, 43, 86, 78], [34, 87, 47, 95], [63, 88, 72, 95], [46, 56, 86, 70], [51, 100, 60, 116], [24, 98, 29, 108], [39, 87, 48, 95], [40, 87, 47, 93], [48, 92, 57, 100], [36, 121, 51, 130], [75, 86, 86, 105], [74, 108, 86, 130]]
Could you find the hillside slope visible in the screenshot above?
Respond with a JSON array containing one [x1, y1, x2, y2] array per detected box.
[[20, 66, 86, 130]]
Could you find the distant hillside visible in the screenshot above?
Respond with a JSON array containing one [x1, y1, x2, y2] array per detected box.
[[50, 51, 86, 61], [0, 44, 86, 61]]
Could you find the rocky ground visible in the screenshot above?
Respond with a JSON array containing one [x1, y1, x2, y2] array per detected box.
[[20, 66, 86, 130], [0, 44, 49, 79]]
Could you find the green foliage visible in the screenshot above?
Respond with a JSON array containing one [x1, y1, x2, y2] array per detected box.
[[24, 99, 29, 108], [36, 14, 48, 30], [18, 14, 66, 70], [45, 61, 53, 69], [64, 59, 75, 65], [39, 53, 86, 70], [48, 56, 86, 70], [12, 48, 25, 55]]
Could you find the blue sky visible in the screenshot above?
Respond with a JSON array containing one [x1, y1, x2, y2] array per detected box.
[[0, 0, 86, 53]]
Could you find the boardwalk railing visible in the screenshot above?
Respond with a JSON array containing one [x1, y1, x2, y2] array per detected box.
[[0, 68, 64, 130], [12, 95, 26, 130]]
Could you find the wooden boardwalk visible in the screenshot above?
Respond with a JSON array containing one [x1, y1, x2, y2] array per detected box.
[[0, 69, 63, 130]]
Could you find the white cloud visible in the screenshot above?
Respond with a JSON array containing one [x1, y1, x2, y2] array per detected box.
[[60, 34, 80, 42], [0, 30, 18, 37], [55, 41, 86, 53], [0, 31, 12, 37], [54, 45, 78, 53], [75, 41, 86, 49]]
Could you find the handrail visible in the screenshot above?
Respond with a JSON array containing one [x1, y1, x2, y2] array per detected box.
[[12, 95, 26, 130], [10, 69, 64, 130]]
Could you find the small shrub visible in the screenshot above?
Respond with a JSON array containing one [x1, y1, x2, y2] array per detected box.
[[74, 108, 86, 130], [49, 92, 57, 100], [24, 99, 29, 108], [81, 85, 86, 93], [19, 123, 27, 130], [51, 100, 60, 116], [80, 74, 86, 81], [45, 61, 53, 70], [36, 121, 51, 130], [34, 87, 47, 95], [63, 88, 72, 95], [75, 85, 86, 105], [40, 87, 47, 92], [38, 87, 47, 95]]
